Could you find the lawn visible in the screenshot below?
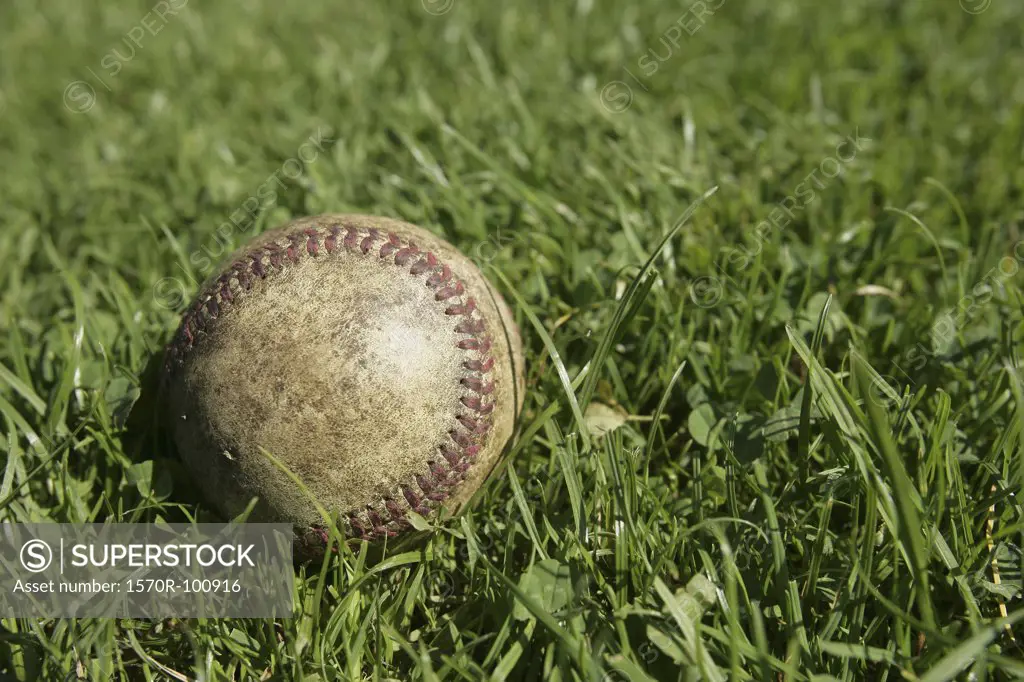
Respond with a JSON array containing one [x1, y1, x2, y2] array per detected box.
[[1, 0, 1023, 679]]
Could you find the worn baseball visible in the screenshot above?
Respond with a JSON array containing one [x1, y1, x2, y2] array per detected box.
[[162, 214, 525, 542]]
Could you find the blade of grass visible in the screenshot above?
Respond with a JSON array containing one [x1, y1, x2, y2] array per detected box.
[[579, 185, 719, 412]]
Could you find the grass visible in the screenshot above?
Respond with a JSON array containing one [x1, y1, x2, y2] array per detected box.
[[1, 0, 1023, 678]]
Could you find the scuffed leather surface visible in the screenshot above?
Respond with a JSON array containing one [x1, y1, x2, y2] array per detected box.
[[163, 214, 525, 535]]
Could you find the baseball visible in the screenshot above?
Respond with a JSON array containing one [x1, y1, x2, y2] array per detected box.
[[162, 214, 525, 542]]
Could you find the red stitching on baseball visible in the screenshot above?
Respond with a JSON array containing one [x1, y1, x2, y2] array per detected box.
[[385, 498, 404, 519], [235, 265, 252, 291], [449, 429, 473, 449], [395, 244, 419, 266], [286, 235, 302, 263], [325, 226, 341, 254], [460, 377, 494, 394], [164, 221, 498, 542], [439, 445, 462, 467], [359, 235, 373, 254], [348, 515, 368, 536], [410, 256, 434, 275], [464, 357, 494, 372], [457, 337, 492, 352], [379, 234, 400, 258], [456, 415, 488, 434], [268, 249, 283, 270], [305, 229, 320, 256], [455, 319, 485, 335], [344, 227, 359, 250], [460, 396, 494, 415], [435, 282, 464, 301], [427, 264, 451, 288], [444, 298, 475, 316]]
